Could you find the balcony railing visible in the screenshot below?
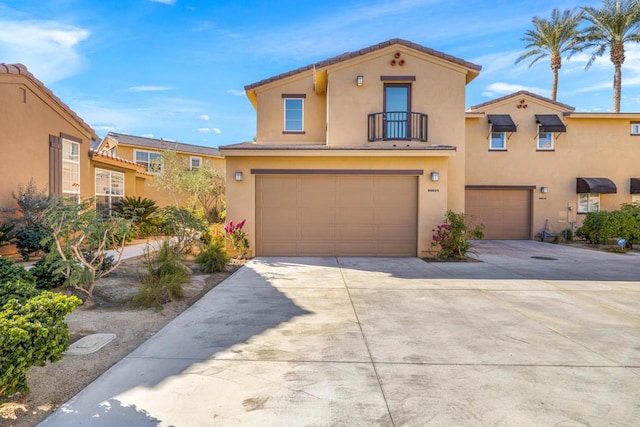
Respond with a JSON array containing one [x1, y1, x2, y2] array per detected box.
[[367, 111, 428, 142]]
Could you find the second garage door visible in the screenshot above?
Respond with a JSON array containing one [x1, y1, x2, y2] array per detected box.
[[256, 175, 418, 256], [465, 188, 532, 239]]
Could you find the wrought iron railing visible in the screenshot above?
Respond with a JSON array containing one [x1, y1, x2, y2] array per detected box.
[[367, 111, 428, 142]]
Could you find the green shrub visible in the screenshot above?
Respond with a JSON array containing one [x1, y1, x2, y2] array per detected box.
[[0, 256, 34, 285], [432, 210, 485, 259], [15, 223, 50, 261], [0, 280, 40, 307], [577, 207, 640, 245], [196, 241, 230, 273], [30, 251, 78, 290], [112, 196, 160, 237], [0, 289, 81, 396], [132, 243, 190, 309], [156, 206, 209, 254]]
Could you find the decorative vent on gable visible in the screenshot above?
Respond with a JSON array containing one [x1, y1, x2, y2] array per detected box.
[[390, 51, 406, 67]]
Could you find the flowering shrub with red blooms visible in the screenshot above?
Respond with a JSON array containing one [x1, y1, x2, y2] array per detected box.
[[224, 219, 249, 258], [432, 211, 484, 259]]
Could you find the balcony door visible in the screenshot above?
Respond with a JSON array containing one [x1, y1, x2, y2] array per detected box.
[[384, 84, 411, 139]]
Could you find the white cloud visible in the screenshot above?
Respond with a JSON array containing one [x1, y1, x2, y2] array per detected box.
[[150, 0, 176, 5], [227, 89, 245, 96], [127, 86, 174, 92], [0, 19, 89, 83], [197, 127, 221, 134], [199, 114, 210, 121], [482, 82, 549, 98], [141, 134, 155, 138]]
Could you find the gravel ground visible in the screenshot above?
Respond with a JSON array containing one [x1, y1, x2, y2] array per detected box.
[[0, 255, 242, 427]]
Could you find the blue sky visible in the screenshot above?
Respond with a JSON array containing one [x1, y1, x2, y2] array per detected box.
[[2, 0, 639, 147]]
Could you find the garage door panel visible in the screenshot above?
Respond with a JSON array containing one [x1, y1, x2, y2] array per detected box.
[[465, 189, 531, 240], [256, 175, 417, 256]]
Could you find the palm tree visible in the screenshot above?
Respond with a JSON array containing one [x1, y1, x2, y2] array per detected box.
[[515, 8, 584, 101], [581, 0, 640, 112]]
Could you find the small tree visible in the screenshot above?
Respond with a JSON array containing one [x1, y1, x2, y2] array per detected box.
[[224, 219, 249, 259], [42, 198, 133, 301], [432, 211, 484, 260]]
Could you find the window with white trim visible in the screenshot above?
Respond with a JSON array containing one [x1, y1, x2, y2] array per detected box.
[[135, 150, 163, 174], [537, 129, 554, 150], [95, 168, 124, 215], [190, 156, 202, 170], [578, 193, 600, 213], [490, 132, 506, 150], [284, 98, 304, 132], [62, 138, 80, 199], [631, 122, 640, 135]]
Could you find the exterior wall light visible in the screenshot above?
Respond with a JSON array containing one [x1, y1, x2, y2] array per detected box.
[[430, 172, 440, 182], [540, 186, 548, 193], [235, 171, 244, 181], [356, 75, 364, 87]]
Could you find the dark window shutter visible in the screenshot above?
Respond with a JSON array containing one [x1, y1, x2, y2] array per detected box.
[[49, 135, 62, 196]]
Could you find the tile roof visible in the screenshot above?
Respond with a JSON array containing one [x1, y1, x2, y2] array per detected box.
[[0, 63, 98, 140], [469, 90, 575, 112], [88, 150, 153, 177], [245, 38, 482, 91], [105, 132, 222, 157]]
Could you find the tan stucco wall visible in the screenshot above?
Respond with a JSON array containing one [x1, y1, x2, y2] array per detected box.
[[0, 75, 94, 209], [113, 144, 226, 208], [225, 154, 451, 258], [466, 94, 640, 235]]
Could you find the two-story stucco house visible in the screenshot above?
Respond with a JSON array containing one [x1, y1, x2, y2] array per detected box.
[[220, 39, 481, 257], [466, 91, 640, 239], [0, 63, 150, 215]]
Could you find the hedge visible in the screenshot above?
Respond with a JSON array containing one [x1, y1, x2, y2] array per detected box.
[[577, 204, 640, 245]]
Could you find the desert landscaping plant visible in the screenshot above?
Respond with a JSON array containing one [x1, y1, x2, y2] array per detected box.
[[224, 219, 249, 259], [133, 242, 190, 309], [196, 240, 230, 273], [157, 206, 209, 254], [0, 285, 81, 396], [10, 179, 55, 260], [41, 198, 133, 301], [432, 210, 485, 260], [112, 196, 159, 237], [0, 256, 33, 285]]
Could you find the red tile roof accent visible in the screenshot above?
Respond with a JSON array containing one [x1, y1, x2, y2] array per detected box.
[[244, 38, 482, 91], [469, 90, 575, 112], [89, 150, 151, 176], [0, 63, 98, 140]]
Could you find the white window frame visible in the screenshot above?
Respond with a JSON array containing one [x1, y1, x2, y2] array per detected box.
[[631, 123, 640, 135], [537, 127, 554, 150], [578, 193, 600, 213], [283, 98, 304, 132], [62, 138, 80, 199], [190, 156, 202, 170], [134, 150, 163, 174], [95, 168, 125, 215], [489, 131, 506, 150]]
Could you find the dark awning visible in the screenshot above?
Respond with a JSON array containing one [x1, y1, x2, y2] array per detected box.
[[576, 177, 617, 194], [487, 114, 517, 132], [631, 178, 640, 194], [535, 114, 566, 132]]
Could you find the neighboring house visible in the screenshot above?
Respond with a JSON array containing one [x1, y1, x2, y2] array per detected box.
[[220, 39, 481, 257], [96, 132, 225, 207], [466, 91, 640, 239], [0, 63, 149, 215]]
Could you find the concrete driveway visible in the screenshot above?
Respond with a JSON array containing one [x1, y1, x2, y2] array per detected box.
[[42, 241, 640, 426]]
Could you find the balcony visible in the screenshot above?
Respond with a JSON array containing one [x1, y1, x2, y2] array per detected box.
[[367, 112, 428, 142]]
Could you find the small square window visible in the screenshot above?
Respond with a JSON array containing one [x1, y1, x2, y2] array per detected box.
[[537, 129, 554, 150], [490, 132, 506, 150], [578, 193, 600, 213], [284, 98, 304, 132], [190, 157, 202, 170], [631, 123, 640, 135]]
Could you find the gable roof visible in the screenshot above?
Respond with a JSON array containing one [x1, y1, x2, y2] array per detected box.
[[0, 63, 98, 140], [469, 90, 575, 112], [245, 38, 482, 91], [104, 132, 222, 157]]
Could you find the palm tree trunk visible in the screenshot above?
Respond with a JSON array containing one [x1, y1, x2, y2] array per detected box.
[[551, 69, 558, 101], [613, 64, 622, 113]]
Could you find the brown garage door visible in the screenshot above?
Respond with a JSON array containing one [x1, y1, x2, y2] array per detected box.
[[465, 188, 532, 239], [256, 175, 418, 256]]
